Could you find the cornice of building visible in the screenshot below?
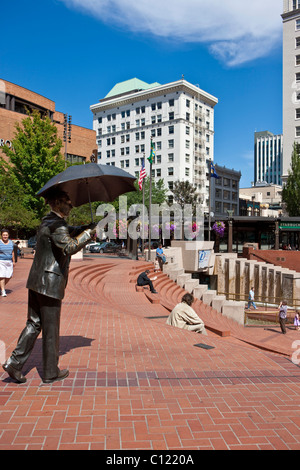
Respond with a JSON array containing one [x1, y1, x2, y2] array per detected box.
[[282, 8, 300, 20], [90, 79, 218, 114]]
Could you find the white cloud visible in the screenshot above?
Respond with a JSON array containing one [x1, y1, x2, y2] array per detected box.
[[60, 0, 283, 66]]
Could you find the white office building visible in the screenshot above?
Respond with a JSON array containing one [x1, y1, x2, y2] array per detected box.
[[282, 0, 300, 181], [90, 78, 218, 211], [254, 131, 283, 186]]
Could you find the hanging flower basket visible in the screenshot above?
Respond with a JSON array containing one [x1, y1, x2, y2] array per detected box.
[[212, 221, 226, 238]]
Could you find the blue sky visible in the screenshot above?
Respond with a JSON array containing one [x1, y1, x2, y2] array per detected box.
[[0, 0, 283, 187]]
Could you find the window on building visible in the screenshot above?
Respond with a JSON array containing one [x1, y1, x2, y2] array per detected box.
[[186, 99, 190, 108], [296, 108, 300, 119], [296, 37, 300, 48], [296, 19, 300, 30], [156, 169, 161, 177], [186, 126, 190, 135], [296, 126, 300, 137], [156, 154, 161, 164], [293, 0, 300, 10], [157, 102, 162, 109], [169, 99, 174, 107], [168, 140, 174, 148], [168, 167, 174, 176], [151, 103, 156, 111], [169, 112, 174, 120], [296, 55, 300, 66], [185, 168, 190, 177], [157, 114, 162, 122], [169, 125, 174, 134], [151, 115, 156, 124]]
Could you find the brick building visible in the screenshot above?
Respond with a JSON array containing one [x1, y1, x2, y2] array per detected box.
[[0, 79, 96, 163]]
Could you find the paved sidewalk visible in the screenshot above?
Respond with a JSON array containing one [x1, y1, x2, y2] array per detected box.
[[1, 257, 300, 450]]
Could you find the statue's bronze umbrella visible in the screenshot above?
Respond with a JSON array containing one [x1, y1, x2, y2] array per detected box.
[[37, 163, 136, 221]]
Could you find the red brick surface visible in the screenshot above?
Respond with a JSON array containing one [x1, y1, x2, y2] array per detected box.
[[1, 256, 300, 450]]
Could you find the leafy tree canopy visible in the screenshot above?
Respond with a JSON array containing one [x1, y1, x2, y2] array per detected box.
[[1, 109, 65, 218], [171, 180, 199, 212]]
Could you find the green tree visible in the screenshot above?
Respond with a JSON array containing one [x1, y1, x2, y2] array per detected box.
[[1, 110, 65, 218], [124, 177, 168, 209], [282, 142, 300, 216], [0, 166, 40, 234], [171, 180, 199, 212]]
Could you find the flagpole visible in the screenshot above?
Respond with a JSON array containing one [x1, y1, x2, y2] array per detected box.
[[148, 139, 153, 262], [208, 170, 211, 242], [142, 153, 145, 258]]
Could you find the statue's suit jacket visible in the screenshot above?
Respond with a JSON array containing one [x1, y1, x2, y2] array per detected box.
[[26, 211, 91, 300]]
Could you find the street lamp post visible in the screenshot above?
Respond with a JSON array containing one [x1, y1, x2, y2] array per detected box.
[[227, 209, 234, 253], [63, 113, 72, 168]]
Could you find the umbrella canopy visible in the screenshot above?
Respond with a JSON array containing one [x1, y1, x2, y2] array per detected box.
[[37, 163, 136, 207]]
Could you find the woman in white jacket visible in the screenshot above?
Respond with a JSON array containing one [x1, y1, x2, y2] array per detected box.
[[167, 293, 207, 335]]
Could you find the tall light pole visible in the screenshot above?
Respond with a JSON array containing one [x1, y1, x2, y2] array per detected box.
[[63, 113, 72, 168]]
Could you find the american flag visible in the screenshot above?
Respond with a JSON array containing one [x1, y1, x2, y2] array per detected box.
[[138, 158, 146, 191]]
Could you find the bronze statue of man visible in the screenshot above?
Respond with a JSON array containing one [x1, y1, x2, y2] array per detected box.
[[2, 189, 96, 384]]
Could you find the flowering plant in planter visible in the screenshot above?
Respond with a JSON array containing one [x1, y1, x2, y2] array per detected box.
[[212, 221, 226, 238]]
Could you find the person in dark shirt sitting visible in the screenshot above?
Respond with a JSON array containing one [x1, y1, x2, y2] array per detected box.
[[137, 269, 158, 294]]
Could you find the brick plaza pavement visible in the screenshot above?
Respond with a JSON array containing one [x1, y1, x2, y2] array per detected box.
[[1, 256, 300, 450]]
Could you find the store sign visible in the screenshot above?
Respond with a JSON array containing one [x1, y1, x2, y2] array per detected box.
[[279, 222, 300, 230]]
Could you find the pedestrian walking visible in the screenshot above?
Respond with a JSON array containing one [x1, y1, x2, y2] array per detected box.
[[0, 229, 15, 297], [279, 300, 288, 334], [247, 286, 257, 310], [294, 310, 300, 331]]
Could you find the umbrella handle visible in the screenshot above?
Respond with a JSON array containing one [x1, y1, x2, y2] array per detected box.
[[86, 180, 94, 223]]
